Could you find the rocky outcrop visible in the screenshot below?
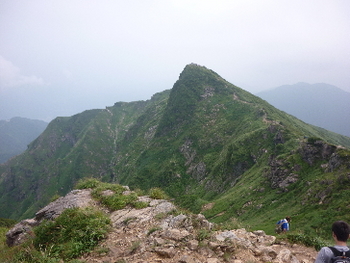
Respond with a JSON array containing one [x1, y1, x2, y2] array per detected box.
[[5, 188, 317, 262], [299, 140, 336, 166], [266, 156, 300, 191], [266, 139, 350, 192], [6, 189, 96, 246]]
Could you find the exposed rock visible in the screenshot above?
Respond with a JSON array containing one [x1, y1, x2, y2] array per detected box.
[[6, 189, 96, 246], [5, 219, 38, 246], [187, 239, 199, 250], [179, 254, 197, 263], [154, 247, 176, 258], [35, 189, 96, 221], [299, 140, 336, 166], [5, 187, 318, 263]]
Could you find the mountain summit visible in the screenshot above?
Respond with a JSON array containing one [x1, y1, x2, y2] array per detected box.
[[0, 64, 350, 238]]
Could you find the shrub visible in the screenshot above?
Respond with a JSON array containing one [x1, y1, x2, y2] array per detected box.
[[149, 187, 168, 199], [286, 232, 328, 250], [133, 201, 149, 209], [197, 229, 211, 241], [34, 207, 110, 260], [75, 177, 101, 189]]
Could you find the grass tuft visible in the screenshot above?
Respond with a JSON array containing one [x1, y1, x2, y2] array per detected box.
[[33, 207, 110, 260]]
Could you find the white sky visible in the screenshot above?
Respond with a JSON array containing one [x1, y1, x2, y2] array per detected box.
[[1, 0, 350, 121]]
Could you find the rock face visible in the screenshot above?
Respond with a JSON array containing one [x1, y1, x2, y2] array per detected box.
[[5, 188, 317, 262]]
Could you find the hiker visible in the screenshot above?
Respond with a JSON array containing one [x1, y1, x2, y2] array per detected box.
[[275, 216, 291, 234], [315, 221, 350, 263]]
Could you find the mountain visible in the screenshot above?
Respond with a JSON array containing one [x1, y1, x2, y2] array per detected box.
[[0, 117, 48, 163], [0, 64, 350, 240], [256, 82, 350, 137], [1, 181, 318, 262]]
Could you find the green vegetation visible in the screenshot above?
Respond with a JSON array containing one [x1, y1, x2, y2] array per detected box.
[[76, 178, 149, 211], [196, 228, 212, 241], [147, 226, 161, 236], [286, 232, 328, 251], [0, 207, 109, 263], [0, 63, 350, 250], [148, 187, 168, 199], [34, 207, 110, 260], [0, 217, 16, 227]]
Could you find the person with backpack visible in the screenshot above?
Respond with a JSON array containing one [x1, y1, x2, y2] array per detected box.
[[275, 216, 291, 234], [315, 221, 350, 263]]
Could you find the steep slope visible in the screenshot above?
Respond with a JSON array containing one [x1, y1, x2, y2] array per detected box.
[[256, 83, 350, 137], [0, 64, 349, 241], [0, 117, 47, 163], [110, 64, 350, 238], [0, 96, 164, 219]]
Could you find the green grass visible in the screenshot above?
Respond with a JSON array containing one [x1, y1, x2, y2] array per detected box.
[[76, 178, 150, 211], [34, 207, 110, 260], [148, 187, 168, 199], [0, 207, 109, 262], [0, 217, 16, 227], [286, 232, 329, 251]]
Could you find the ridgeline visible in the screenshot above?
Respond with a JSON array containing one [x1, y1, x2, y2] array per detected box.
[[0, 64, 349, 240]]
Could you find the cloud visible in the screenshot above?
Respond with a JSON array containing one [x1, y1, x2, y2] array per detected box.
[[0, 55, 45, 90]]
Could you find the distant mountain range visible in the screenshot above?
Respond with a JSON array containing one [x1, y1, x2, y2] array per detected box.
[[0, 117, 48, 163], [256, 83, 350, 137], [0, 65, 349, 240]]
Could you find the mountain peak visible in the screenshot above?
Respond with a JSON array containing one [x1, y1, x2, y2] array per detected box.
[[179, 63, 220, 80]]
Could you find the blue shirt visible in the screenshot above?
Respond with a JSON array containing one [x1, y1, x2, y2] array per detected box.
[[277, 218, 289, 231]]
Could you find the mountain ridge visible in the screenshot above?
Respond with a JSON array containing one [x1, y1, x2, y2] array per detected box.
[[0, 64, 350, 240]]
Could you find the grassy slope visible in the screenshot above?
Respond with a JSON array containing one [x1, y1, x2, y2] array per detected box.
[[113, 64, 350, 240], [0, 64, 349, 243]]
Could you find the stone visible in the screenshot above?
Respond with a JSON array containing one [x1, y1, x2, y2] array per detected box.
[[274, 248, 299, 263], [206, 258, 219, 263], [4, 185, 318, 263], [162, 228, 190, 241], [187, 239, 199, 250], [6, 219, 37, 246], [154, 247, 176, 258], [179, 255, 197, 263], [35, 189, 95, 221]]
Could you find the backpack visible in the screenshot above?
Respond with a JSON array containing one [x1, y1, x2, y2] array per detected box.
[[328, 247, 350, 263], [275, 219, 285, 234]]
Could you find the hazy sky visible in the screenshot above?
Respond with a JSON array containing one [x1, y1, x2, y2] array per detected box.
[[1, 0, 349, 121]]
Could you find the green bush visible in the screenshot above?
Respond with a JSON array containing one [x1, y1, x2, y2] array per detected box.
[[75, 177, 102, 189], [34, 207, 110, 260], [286, 232, 328, 250], [149, 187, 168, 199], [133, 201, 149, 209]]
